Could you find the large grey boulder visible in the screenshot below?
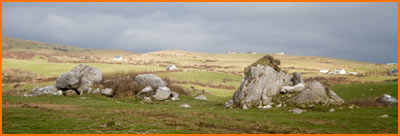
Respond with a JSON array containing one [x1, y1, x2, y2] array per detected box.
[[135, 74, 167, 88], [289, 82, 344, 105], [232, 66, 291, 108], [292, 72, 304, 85], [32, 85, 62, 96], [56, 64, 102, 94], [153, 87, 172, 100], [377, 94, 398, 105]]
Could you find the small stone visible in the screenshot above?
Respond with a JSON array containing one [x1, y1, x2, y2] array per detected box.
[[329, 108, 335, 112], [143, 97, 152, 102], [262, 105, 272, 109], [194, 95, 207, 100], [290, 108, 304, 114], [379, 114, 389, 118], [100, 88, 113, 97], [243, 105, 249, 110], [179, 103, 191, 108]]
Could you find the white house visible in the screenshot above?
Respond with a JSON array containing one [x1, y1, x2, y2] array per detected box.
[[247, 51, 257, 54], [319, 69, 329, 74], [331, 69, 346, 75], [113, 56, 124, 61], [166, 65, 178, 70], [228, 51, 239, 54], [276, 51, 285, 55]]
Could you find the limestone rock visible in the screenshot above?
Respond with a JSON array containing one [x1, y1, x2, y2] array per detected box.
[[31, 85, 62, 96], [56, 64, 102, 94], [289, 82, 344, 105], [194, 95, 207, 100], [232, 66, 291, 108], [101, 88, 113, 97], [153, 87, 172, 100], [135, 74, 167, 89], [377, 94, 398, 105], [136, 86, 154, 98], [292, 72, 304, 85]]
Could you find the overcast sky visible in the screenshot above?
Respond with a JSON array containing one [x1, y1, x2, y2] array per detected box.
[[3, 2, 398, 63]]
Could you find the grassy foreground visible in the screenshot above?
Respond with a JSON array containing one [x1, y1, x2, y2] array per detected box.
[[3, 83, 398, 134]]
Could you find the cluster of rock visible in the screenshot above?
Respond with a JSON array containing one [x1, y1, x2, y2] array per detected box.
[[27, 65, 181, 102], [225, 55, 344, 110], [29, 64, 108, 96], [135, 74, 180, 101]]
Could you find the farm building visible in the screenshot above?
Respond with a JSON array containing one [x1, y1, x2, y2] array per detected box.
[[319, 69, 329, 73], [166, 65, 178, 70], [113, 56, 125, 61], [276, 51, 285, 55], [247, 51, 257, 54], [330, 69, 346, 75]]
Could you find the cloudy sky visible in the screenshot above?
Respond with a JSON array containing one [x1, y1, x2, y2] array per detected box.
[[3, 2, 398, 63]]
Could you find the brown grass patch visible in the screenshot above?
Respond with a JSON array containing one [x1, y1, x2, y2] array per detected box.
[[349, 97, 397, 107], [3, 51, 36, 60], [2, 69, 44, 83]]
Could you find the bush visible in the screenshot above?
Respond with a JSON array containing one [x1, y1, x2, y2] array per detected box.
[[96, 71, 189, 98]]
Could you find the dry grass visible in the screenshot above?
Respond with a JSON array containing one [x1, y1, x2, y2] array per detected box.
[[94, 71, 188, 98], [349, 97, 397, 107], [2, 69, 43, 83]]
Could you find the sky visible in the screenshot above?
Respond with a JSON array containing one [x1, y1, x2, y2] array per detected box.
[[2, 2, 398, 63]]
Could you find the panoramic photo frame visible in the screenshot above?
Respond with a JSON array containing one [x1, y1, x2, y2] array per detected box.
[[0, 0, 399, 135]]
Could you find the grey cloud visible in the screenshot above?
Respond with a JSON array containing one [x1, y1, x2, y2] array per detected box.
[[2, 2, 398, 63]]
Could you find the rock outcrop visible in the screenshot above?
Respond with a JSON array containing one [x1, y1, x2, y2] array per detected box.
[[225, 55, 345, 109], [231, 56, 292, 108], [56, 64, 102, 94]]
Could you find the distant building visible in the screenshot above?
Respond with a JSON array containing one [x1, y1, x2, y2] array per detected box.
[[228, 51, 239, 54], [166, 65, 178, 70], [330, 69, 346, 75], [276, 51, 285, 55], [319, 69, 329, 74], [113, 56, 126, 61], [247, 51, 257, 54]]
